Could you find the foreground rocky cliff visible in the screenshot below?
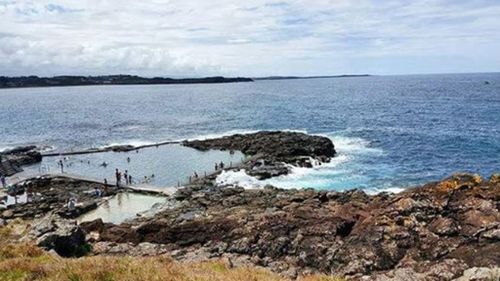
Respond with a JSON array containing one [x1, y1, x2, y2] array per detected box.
[[82, 173, 499, 280]]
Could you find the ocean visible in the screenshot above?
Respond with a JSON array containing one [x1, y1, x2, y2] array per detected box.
[[1, 73, 499, 192]]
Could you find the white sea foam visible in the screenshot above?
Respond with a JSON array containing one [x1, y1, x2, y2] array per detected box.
[[36, 145, 56, 153], [0, 146, 14, 153], [103, 140, 157, 148], [184, 129, 260, 141], [216, 170, 264, 189], [0, 145, 55, 153], [215, 131, 393, 192], [319, 134, 384, 155], [365, 186, 405, 195]]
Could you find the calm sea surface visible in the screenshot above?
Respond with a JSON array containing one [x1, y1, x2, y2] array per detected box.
[[1, 73, 499, 191]]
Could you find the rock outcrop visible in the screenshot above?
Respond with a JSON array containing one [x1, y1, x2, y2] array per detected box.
[[23, 213, 89, 257], [183, 131, 336, 179], [0, 176, 114, 220], [0, 145, 42, 176], [86, 173, 499, 279]]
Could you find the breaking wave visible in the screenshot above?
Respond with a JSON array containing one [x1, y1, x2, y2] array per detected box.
[[215, 132, 397, 193]]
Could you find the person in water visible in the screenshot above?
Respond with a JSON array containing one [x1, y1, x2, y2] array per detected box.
[[58, 159, 64, 173], [115, 169, 121, 187], [124, 170, 129, 185], [219, 161, 224, 169], [128, 174, 132, 185]]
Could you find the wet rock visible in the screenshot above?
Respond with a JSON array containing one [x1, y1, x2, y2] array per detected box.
[[0, 146, 42, 176], [184, 131, 335, 159], [183, 131, 336, 179]]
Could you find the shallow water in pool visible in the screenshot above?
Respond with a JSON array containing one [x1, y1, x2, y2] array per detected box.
[[23, 144, 245, 187], [77, 192, 166, 224]]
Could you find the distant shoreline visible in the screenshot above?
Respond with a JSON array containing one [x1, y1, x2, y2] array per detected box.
[[253, 74, 371, 80], [0, 75, 253, 89]]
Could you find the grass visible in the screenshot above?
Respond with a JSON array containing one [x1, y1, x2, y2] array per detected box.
[[0, 223, 345, 281]]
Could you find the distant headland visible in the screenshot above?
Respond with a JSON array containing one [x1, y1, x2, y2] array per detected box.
[[253, 74, 371, 80], [0, 75, 253, 89]]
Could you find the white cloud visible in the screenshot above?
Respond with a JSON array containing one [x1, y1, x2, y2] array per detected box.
[[1, 0, 499, 76]]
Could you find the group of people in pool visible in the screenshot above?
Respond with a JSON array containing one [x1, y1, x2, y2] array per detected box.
[[55, 155, 233, 189], [110, 168, 156, 187]]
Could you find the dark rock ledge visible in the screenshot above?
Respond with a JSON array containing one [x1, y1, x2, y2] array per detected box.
[[183, 131, 336, 179], [0, 146, 42, 176]]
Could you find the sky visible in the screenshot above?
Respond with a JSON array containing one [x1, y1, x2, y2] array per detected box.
[[1, 0, 500, 77]]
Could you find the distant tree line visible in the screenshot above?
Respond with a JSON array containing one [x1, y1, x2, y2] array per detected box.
[[0, 75, 253, 88]]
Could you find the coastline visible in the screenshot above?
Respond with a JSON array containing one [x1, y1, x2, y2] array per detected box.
[[0, 75, 253, 89], [1, 131, 498, 280]]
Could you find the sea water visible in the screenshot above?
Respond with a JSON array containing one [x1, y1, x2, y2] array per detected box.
[[22, 144, 245, 187], [1, 73, 499, 192]]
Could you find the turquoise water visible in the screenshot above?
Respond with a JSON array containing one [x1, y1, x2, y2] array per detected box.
[[1, 73, 499, 191]]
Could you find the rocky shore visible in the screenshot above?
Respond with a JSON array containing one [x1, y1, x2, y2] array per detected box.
[[183, 131, 336, 179], [0, 132, 498, 280], [0, 145, 42, 176], [2, 172, 498, 280], [83, 173, 499, 280]]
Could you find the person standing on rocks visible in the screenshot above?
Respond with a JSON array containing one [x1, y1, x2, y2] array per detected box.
[[58, 159, 64, 173], [67, 198, 77, 216], [115, 169, 121, 187], [0, 174, 6, 188]]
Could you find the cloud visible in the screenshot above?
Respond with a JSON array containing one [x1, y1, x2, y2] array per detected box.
[[1, 0, 500, 76]]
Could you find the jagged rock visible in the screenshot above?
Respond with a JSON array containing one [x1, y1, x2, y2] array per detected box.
[[80, 218, 105, 233], [1, 175, 114, 220], [12, 171, 500, 279], [183, 131, 336, 179], [25, 214, 88, 257], [0, 145, 42, 176], [87, 173, 499, 278]]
